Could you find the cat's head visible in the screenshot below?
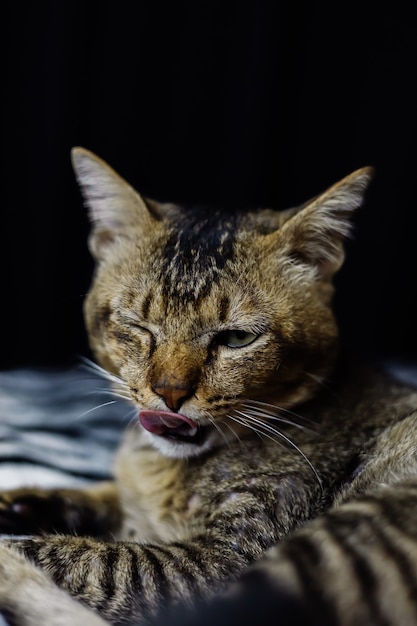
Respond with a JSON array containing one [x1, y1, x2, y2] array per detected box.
[[72, 148, 372, 459]]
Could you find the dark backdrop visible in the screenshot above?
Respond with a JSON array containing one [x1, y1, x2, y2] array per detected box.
[[1, 1, 417, 368]]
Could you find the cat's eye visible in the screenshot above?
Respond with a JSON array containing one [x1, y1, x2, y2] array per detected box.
[[215, 329, 259, 348], [120, 318, 155, 349]]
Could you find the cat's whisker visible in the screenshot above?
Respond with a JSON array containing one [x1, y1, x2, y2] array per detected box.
[[245, 411, 305, 432], [229, 413, 284, 447], [126, 409, 140, 429], [81, 384, 133, 404], [235, 410, 299, 445], [304, 371, 325, 385], [94, 388, 132, 402], [304, 371, 341, 400], [221, 418, 244, 446], [230, 410, 289, 446], [78, 358, 134, 407], [244, 399, 318, 426], [82, 387, 132, 401], [242, 405, 302, 426], [80, 400, 118, 417], [80, 357, 129, 389], [241, 405, 316, 436], [206, 415, 234, 449], [226, 413, 267, 445], [231, 410, 322, 487]]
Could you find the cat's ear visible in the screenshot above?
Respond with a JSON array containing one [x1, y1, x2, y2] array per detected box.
[[71, 147, 156, 260], [277, 167, 374, 279]]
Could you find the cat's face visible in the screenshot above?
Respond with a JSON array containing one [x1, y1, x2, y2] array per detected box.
[[72, 148, 372, 459]]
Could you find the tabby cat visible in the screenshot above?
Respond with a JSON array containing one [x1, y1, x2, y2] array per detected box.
[[1, 149, 417, 626]]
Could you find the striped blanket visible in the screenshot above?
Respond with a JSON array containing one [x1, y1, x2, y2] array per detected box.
[[0, 365, 133, 490]]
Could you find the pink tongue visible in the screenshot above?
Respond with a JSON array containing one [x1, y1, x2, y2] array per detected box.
[[139, 410, 197, 436]]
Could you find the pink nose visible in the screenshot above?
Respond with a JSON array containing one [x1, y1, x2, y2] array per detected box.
[[153, 386, 192, 412]]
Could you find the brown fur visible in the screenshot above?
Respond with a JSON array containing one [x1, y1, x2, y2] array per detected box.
[[0, 151, 416, 626]]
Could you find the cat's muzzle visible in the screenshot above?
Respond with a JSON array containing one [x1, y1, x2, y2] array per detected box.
[[139, 410, 206, 445]]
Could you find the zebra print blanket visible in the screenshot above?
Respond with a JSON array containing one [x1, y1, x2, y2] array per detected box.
[[0, 364, 132, 490]]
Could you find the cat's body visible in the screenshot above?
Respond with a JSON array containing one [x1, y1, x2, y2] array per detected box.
[[1, 151, 416, 626]]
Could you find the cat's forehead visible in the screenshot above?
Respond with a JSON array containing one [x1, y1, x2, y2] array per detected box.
[[163, 206, 241, 258], [156, 207, 244, 303], [110, 205, 282, 314], [113, 215, 267, 330]]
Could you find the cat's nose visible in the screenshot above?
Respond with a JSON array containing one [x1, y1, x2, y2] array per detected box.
[[153, 385, 193, 412]]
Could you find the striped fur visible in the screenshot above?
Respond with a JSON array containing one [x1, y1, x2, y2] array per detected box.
[[1, 151, 417, 626]]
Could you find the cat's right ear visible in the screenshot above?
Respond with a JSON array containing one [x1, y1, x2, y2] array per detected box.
[[71, 147, 156, 260]]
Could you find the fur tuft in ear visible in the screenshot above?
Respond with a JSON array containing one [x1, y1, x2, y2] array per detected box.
[[71, 147, 155, 260], [279, 167, 374, 278]]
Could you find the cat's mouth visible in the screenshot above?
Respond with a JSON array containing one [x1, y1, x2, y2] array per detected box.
[[139, 410, 205, 445]]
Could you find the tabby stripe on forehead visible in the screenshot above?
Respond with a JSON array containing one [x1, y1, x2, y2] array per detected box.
[[280, 535, 339, 626], [218, 295, 230, 323], [321, 517, 391, 626], [160, 209, 239, 303], [141, 291, 153, 320]]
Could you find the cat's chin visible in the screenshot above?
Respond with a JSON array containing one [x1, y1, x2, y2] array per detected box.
[[143, 429, 216, 459]]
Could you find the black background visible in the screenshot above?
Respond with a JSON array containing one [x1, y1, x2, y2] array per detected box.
[[1, 1, 417, 368]]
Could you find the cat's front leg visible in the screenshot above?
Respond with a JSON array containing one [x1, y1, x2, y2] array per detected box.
[[2, 499, 279, 625], [0, 544, 108, 626], [0, 481, 121, 538], [1, 471, 321, 623]]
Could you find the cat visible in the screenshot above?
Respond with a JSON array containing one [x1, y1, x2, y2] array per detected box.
[[0, 149, 417, 626]]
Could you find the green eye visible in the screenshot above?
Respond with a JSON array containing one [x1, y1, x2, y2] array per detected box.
[[216, 330, 259, 348]]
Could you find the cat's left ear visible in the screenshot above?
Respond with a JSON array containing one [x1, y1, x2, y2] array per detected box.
[[71, 147, 156, 260], [277, 167, 374, 278]]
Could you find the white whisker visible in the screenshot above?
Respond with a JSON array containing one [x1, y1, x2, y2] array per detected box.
[[222, 418, 244, 445], [304, 371, 340, 400], [227, 413, 268, 445], [126, 409, 140, 429], [230, 409, 322, 487], [78, 357, 133, 405], [83, 387, 132, 400], [80, 357, 128, 388], [207, 415, 234, 449], [235, 410, 300, 446], [224, 422, 243, 443], [244, 399, 317, 426], [241, 406, 316, 436], [80, 400, 118, 416]]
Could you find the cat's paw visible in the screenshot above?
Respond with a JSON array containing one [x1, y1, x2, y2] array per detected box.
[[0, 489, 69, 535]]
